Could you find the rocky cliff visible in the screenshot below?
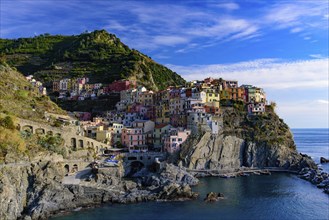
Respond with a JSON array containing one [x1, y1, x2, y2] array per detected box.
[[180, 107, 316, 171], [0, 155, 198, 220]]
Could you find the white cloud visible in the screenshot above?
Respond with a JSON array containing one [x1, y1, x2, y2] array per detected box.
[[317, 99, 329, 104], [153, 36, 190, 46], [213, 2, 240, 11], [104, 21, 127, 31], [290, 27, 303, 33], [166, 58, 329, 90], [1, 1, 328, 53], [262, 1, 328, 33], [309, 54, 326, 59]]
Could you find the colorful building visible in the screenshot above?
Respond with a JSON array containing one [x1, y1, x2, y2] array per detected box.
[[121, 127, 146, 152], [164, 128, 191, 153]]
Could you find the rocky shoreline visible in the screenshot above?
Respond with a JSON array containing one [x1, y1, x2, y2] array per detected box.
[[1, 155, 328, 220], [298, 167, 329, 194], [0, 161, 199, 220]]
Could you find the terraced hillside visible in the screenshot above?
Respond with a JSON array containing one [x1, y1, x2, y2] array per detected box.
[[0, 30, 185, 91]]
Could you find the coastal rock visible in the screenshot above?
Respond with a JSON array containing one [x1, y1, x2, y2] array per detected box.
[[298, 168, 329, 194], [180, 109, 317, 172], [320, 157, 329, 163], [159, 163, 199, 186], [204, 192, 224, 202], [158, 183, 198, 200], [0, 166, 29, 220]]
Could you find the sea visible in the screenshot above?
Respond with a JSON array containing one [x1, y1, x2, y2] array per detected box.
[[53, 128, 329, 220]]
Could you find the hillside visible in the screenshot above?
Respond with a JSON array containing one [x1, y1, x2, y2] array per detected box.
[[0, 64, 67, 162], [0, 64, 65, 121], [0, 30, 185, 91]]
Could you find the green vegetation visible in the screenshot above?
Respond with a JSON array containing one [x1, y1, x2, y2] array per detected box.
[[37, 135, 66, 156], [0, 30, 186, 90], [0, 65, 68, 162], [222, 108, 295, 149], [0, 115, 25, 162], [0, 64, 65, 122], [0, 115, 15, 129]]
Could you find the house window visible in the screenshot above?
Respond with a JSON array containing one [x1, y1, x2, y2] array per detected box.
[[172, 138, 176, 142], [178, 138, 182, 142]]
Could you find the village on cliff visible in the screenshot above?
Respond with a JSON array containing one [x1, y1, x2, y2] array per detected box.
[[25, 76, 268, 154]]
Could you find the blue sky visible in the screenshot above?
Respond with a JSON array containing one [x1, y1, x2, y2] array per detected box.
[[1, 0, 328, 128]]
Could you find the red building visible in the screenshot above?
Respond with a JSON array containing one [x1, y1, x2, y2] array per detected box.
[[108, 80, 136, 92]]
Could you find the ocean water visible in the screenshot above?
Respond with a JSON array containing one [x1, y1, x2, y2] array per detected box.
[[53, 129, 329, 220], [292, 128, 329, 172]]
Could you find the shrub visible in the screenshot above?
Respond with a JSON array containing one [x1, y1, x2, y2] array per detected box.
[[38, 135, 65, 156], [0, 116, 15, 129], [15, 90, 29, 100]]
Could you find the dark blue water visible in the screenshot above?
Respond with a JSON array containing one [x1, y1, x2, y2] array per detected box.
[[53, 129, 329, 220]]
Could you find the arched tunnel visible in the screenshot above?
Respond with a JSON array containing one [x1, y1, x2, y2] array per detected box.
[[126, 161, 145, 177]]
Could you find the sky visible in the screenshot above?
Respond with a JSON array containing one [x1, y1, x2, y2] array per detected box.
[[1, 0, 328, 128]]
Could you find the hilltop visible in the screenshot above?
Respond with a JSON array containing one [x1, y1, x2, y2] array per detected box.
[[0, 30, 185, 91]]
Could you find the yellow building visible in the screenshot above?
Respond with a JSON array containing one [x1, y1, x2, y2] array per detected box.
[[155, 104, 170, 124], [96, 128, 112, 144], [204, 88, 220, 102]]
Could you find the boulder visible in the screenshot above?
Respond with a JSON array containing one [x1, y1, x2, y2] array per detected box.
[[320, 157, 329, 163], [204, 192, 224, 202]]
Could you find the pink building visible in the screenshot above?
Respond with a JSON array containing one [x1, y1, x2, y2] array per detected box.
[[121, 128, 146, 152], [164, 128, 191, 153]]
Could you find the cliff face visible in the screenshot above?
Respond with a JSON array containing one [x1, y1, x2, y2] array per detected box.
[[0, 165, 29, 219], [0, 158, 69, 219], [0, 154, 198, 220], [180, 108, 316, 171]]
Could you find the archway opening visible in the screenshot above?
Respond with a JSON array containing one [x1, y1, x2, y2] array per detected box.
[[71, 138, 77, 149], [79, 139, 84, 148], [22, 125, 33, 134], [127, 161, 145, 176], [64, 164, 69, 175]]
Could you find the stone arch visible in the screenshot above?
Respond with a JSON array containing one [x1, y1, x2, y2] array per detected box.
[[78, 139, 84, 148], [128, 161, 145, 176], [35, 128, 45, 135], [22, 125, 33, 134], [87, 141, 90, 148], [47, 130, 53, 136], [71, 137, 77, 149], [64, 164, 69, 175]]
